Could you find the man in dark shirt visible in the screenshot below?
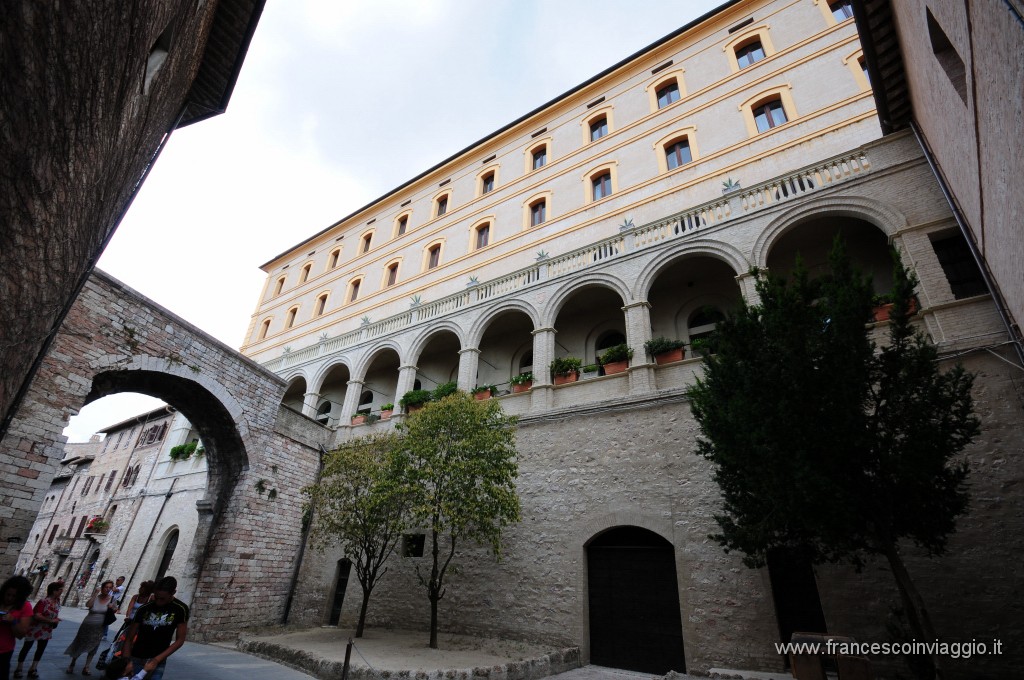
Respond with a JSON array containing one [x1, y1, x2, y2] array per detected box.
[[122, 576, 189, 680]]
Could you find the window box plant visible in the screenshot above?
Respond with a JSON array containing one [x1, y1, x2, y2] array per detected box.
[[871, 293, 918, 322], [351, 411, 369, 426], [84, 517, 108, 534], [510, 372, 534, 393], [380, 403, 394, 420], [169, 441, 198, 462], [599, 343, 633, 375], [644, 337, 686, 365], [550, 356, 582, 385], [690, 337, 712, 358], [581, 363, 601, 379], [400, 389, 433, 413], [472, 385, 497, 400]]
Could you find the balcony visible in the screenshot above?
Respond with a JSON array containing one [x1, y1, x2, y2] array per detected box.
[[52, 536, 75, 556]]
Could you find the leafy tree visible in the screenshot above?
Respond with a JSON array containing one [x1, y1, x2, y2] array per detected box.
[[394, 391, 521, 648], [688, 241, 979, 677], [303, 432, 407, 637]]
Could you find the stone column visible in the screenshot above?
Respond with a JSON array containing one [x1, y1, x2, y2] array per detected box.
[[394, 365, 418, 410], [457, 348, 481, 392], [301, 391, 320, 419], [530, 327, 556, 411], [624, 301, 655, 394], [340, 380, 364, 425], [736, 270, 760, 306]]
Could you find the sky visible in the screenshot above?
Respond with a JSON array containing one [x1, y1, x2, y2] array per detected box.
[[64, 0, 723, 442]]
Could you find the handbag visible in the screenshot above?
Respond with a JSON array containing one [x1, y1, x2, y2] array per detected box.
[[104, 607, 117, 626]]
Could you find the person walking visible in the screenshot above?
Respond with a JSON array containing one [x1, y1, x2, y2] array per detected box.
[[121, 578, 187, 680], [13, 581, 63, 678], [64, 580, 114, 675], [1, 576, 34, 680]]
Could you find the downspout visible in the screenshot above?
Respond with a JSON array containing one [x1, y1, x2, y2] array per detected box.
[[909, 121, 1024, 367], [281, 444, 327, 624]]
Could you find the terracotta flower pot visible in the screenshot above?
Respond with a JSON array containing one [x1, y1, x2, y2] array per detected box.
[[511, 381, 533, 393], [654, 348, 684, 365], [601, 360, 629, 375], [872, 299, 918, 322], [380, 409, 393, 420], [553, 372, 579, 385], [474, 391, 493, 401], [406, 404, 423, 413], [351, 415, 367, 426]]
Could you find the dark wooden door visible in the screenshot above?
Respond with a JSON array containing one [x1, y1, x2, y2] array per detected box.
[[587, 527, 686, 674], [328, 559, 351, 626], [767, 547, 827, 650]]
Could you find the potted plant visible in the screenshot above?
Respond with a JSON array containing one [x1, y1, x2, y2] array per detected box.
[[380, 403, 394, 420], [169, 441, 198, 462], [581, 363, 601, 379], [510, 372, 534, 393], [432, 381, 459, 400], [351, 410, 370, 426], [472, 385, 497, 400], [400, 389, 432, 413], [689, 337, 712, 358], [599, 343, 633, 375], [84, 517, 108, 534], [644, 337, 686, 365], [550, 356, 582, 385], [871, 293, 918, 322]]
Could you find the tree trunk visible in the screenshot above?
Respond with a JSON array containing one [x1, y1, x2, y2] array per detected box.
[[356, 590, 370, 638], [429, 592, 439, 649], [883, 543, 943, 679]]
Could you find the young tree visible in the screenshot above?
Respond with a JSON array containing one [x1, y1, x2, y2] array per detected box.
[[688, 241, 979, 677], [303, 432, 407, 637], [394, 392, 521, 649]]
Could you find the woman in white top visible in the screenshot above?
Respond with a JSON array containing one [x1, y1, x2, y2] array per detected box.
[[63, 580, 114, 676]]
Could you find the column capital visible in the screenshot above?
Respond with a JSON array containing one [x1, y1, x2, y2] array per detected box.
[[735, 268, 763, 281], [458, 347, 481, 355], [531, 327, 557, 336], [346, 379, 365, 387], [622, 300, 652, 311], [399, 365, 418, 372]]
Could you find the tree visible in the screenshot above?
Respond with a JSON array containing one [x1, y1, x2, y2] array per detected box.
[[303, 432, 407, 637], [394, 392, 521, 649], [688, 241, 979, 678]]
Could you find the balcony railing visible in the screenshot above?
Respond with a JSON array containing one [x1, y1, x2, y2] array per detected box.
[[262, 149, 870, 372], [53, 536, 75, 556]]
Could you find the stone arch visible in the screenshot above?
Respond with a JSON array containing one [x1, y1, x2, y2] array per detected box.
[[350, 341, 402, 381], [635, 239, 749, 301], [406, 321, 466, 366], [542, 273, 632, 327], [752, 195, 907, 269], [466, 299, 541, 348]]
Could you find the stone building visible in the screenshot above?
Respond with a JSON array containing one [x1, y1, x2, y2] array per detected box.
[[14, 407, 210, 606], [237, 0, 1023, 677]]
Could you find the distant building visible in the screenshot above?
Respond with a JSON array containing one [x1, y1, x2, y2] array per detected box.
[[16, 407, 208, 606]]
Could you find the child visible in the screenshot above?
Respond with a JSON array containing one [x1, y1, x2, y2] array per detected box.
[[103, 657, 157, 680]]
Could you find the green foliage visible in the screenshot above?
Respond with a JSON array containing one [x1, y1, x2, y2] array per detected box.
[[582, 363, 600, 373], [509, 372, 533, 386], [394, 392, 521, 648], [549, 356, 582, 377], [644, 337, 685, 355], [687, 240, 978, 666], [472, 385, 497, 395], [431, 381, 459, 400], [302, 433, 408, 637], [169, 441, 199, 462], [380, 403, 394, 412], [599, 343, 633, 364], [400, 389, 432, 408]]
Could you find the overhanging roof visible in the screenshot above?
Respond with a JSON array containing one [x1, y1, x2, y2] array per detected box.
[[851, 0, 911, 134]]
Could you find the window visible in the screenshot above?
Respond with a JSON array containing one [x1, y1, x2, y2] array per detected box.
[[475, 222, 490, 249], [860, 58, 869, 84], [403, 533, 425, 558], [481, 172, 494, 195], [436, 196, 448, 217], [328, 249, 341, 269], [753, 98, 788, 132], [361, 233, 372, 253], [427, 244, 441, 269], [592, 172, 612, 201], [530, 199, 546, 227], [286, 308, 297, 329], [656, 81, 680, 108], [104, 471, 117, 492], [348, 280, 361, 303], [532, 146, 547, 170], [666, 138, 692, 170], [397, 216, 407, 235], [299, 263, 311, 283], [273, 277, 285, 297], [385, 263, 399, 287], [258, 319, 271, 340], [48, 525, 59, 545], [315, 293, 328, 316], [829, 0, 853, 21], [736, 39, 766, 69], [75, 515, 87, 538], [124, 428, 135, 448], [589, 116, 608, 141], [930, 233, 987, 299], [926, 9, 967, 103]]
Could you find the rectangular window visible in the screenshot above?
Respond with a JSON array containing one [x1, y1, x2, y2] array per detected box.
[[592, 173, 612, 200], [926, 9, 968, 103], [736, 41, 766, 69], [754, 100, 787, 133], [104, 471, 117, 492], [589, 117, 608, 141], [532, 147, 546, 170], [530, 200, 546, 227], [829, 0, 854, 21], [48, 525, 59, 545], [476, 224, 490, 249], [75, 515, 87, 538], [124, 428, 135, 448], [436, 197, 448, 217], [397, 216, 407, 235], [386, 266, 398, 287], [481, 173, 494, 194], [361, 234, 372, 253], [656, 82, 680, 108], [428, 246, 441, 269], [82, 477, 94, 496], [666, 139, 692, 170], [930, 233, 988, 299], [349, 282, 360, 303]]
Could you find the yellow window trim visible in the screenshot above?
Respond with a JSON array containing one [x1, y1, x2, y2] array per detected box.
[[522, 190, 553, 230], [313, 291, 331, 318], [345, 277, 364, 305], [381, 259, 403, 289], [393, 210, 413, 239], [524, 137, 553, 175], [581, 105, 615, 145], [421, 238, 446, 272], [468, 215, 496, 253], [842, 49, 870, 92], [475, 165, 500, 198], [326, 247, 342, 272], [814, 0, 855, 28], [738, 84, 797, 137], [653, 127, 699, 174], [723, 25, 776, 73], [644, 68, 687, 112], [581, 161, 619, 205]]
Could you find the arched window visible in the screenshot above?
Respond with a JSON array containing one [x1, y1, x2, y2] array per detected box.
[[328, 248, 341, 270], [286, 307, 298, 329], [273, 277, 286, 297], [735, 38, 766, 68], [656, 80, 680, 108], [156, 530, 179, 581], [753, 97, 788, 133], [258, 319, 271, 340], [596, 331, 626, 354], [530, 199, 546, 226], [315, 401, 332, 425], [589, 115, 608, 141], [474, 222, 491, 250], [314, 293, 329, 317], [665, 138, 692, 170], [385, 262, 399, 287], [591, 171, 612, 201], [299, 263, 312, 283], [348, 279, 362, 303], [360, 232, 373, 254], [688, 306, 725, 342], [480, 171, 495, 195]]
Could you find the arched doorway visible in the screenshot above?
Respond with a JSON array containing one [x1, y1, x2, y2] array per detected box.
[[156, 529, 179, 580], [586, 526, 686, 673]]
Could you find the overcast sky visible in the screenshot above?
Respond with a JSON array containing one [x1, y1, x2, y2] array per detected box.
[[65, 0, 723, 442]]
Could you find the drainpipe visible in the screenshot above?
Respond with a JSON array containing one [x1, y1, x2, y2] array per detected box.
[[281, 444, 327, 624], [909, 121, 1024, 367]]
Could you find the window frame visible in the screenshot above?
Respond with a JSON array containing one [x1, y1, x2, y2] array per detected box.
[[475, 164, 500, 198], [299, 262, 312, 284], [327, 248, 341, 270], [258, 318, 272, 340], [474, 220, 491, 250], [422, 240, 445, 271], [314, 292, 330, 317], [582, 162, 619, 204], [843, 49, 871, 92], [582, 106, 614, 144], [285, 306, 298, 329], [739, 86, 797, 137], [359, 230, 374, 254], [522, 191, 552, 229], [432, 189, 453, 220], [394, 210, 412, 238], [645, 70, 686, 112], [347, 278, 363, 304], [654, 127, 699, 174], [525, 138, 552, 174], [382, 260, 401, 288], [723, 26, 776, 73], [272, 276, 286, 297]]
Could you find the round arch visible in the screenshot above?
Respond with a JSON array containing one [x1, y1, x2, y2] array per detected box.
[[406, 322, 466, 367], [466, 300, 540, 348], [542, 273, 632, 327], [308, 357, 354, 396], [635, 239, 749, 300], [350, 341, 402, 381], [752, 195, 907, 269]]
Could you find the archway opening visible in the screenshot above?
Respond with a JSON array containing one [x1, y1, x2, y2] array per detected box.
[[553, 285, 626, 365], [586, 526, 686, 674], [318, 363, 352, 427], [477, 310, 535, 389], [363, 348, 400, 416], [416, 330, 461, 391], [647, 255, 741, 357], [156, 529, 179, 580], [282, 376, 307, 413]]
